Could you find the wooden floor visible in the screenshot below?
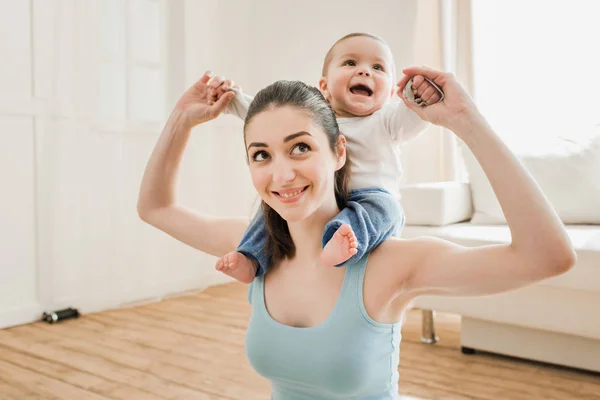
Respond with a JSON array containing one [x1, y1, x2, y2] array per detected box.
[[1, 283, 599, 400]]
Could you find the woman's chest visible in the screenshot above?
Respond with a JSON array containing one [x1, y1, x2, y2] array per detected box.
[[263, 268, 345, 328], [245, 266, 402, 398], [245, 318, 400, 398]]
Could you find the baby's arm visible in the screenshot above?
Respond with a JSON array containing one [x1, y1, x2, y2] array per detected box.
[[226, 88, 253, 120], [321, 189, 403, 266]]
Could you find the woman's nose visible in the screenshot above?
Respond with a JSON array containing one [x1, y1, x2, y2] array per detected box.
[[271, 159, 296, 184]]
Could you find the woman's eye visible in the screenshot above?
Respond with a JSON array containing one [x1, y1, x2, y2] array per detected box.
[[291, 143, 311, 155], [344, 60, 356, 66], [252, 151, 269, 161], [373, 64, 384, 71]]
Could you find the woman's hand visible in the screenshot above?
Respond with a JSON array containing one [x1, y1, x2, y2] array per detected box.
[[205, 74, 240, 105], [397, 66, 480, 132], [174, 71, 237, 127]]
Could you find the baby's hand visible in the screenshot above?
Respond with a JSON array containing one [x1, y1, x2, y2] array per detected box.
[[398, 74, 444, 106], [207, 75, 241, 105]]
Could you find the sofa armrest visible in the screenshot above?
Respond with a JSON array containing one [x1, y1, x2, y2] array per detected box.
[[399, 182, 474, 226]]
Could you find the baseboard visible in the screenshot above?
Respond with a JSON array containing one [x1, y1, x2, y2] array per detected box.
[[0, 275, 237, 330], [461, 317, 600, 373], [0, 304, 44, 329], [77, 275, 234, 314]]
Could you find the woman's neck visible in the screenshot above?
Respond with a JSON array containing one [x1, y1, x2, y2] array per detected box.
[[286, 200, 340, 267]]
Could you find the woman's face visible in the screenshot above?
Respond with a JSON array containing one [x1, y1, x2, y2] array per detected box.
[[244, 106, 345, 222]]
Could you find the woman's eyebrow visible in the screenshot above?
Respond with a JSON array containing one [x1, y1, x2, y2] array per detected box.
[[284, 131, 312, 143], [247, 131, 312, 151], [247, 142, 267, 150]]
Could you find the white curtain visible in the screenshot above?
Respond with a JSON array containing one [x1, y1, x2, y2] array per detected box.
[[402, 0, 473, 184]]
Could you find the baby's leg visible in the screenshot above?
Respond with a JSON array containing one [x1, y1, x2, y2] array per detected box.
[[321, 189, 403, 267], [215, 210, 271, 282]]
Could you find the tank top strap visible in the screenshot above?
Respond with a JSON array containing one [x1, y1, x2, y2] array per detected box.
[[336, 255, 369, 313]]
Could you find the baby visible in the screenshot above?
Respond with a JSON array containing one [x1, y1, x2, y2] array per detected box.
[[211, 33, 443, 283]]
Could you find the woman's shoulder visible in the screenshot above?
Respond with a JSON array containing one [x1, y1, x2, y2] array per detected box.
[[363, 236, 442, 297], [368, 235, 447, 264], [366, 237, 420, 268]]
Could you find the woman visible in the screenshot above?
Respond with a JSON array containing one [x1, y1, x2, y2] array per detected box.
[[137, 67, 576, 399]]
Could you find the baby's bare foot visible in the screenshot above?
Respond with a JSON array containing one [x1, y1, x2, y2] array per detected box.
[[320, 224, 358, 266], [215, 251, 257, 284]]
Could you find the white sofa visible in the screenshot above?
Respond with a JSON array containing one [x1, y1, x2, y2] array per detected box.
[[400, 128, 600, 373]]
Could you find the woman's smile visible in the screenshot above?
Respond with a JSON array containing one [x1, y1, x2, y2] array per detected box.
[[273, 185, 309, 203]]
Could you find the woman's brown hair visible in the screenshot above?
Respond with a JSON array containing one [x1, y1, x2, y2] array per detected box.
[[244, 80, 351, 266]]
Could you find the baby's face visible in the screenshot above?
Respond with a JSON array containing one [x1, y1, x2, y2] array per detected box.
[[320, 36, 395, 118]]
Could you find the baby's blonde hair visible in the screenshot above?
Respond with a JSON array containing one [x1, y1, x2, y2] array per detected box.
[[321, 33, 395, 77]]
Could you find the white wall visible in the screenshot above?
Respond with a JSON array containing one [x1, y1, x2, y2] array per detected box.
[[0, 0, 427, 328], [0, 0, 238, 329], [183, 0, 419, 95]]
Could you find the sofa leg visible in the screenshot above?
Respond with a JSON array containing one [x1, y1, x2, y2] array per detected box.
[[461, 346, 476, 355], [421, 309, 438, 344]]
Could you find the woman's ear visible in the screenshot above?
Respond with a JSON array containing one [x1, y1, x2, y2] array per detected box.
[[335, 135, 347, 170], [319, 77, 332, 103]]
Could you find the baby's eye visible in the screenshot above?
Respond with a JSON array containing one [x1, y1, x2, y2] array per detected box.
[[291, 143, 311, 155], [252, 150, 270, 162], [343, 60, 356, 66], [373, 64, 384, 71]]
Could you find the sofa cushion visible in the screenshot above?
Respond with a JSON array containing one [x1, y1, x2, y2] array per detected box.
[[462, 125, 600, 224], [399, 182, 473, 226], [401, 223, 600, 293]]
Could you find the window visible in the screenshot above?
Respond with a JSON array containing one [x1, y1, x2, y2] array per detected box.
[[98, 0, 166, 129], [472, 1, 600, 148]]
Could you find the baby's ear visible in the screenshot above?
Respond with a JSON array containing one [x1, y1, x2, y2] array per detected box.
[[318, 77, 331, 102]]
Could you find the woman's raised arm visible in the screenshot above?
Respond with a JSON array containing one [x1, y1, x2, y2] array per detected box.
[[384, 67, 576, 298], [137, 72, 249, 258]]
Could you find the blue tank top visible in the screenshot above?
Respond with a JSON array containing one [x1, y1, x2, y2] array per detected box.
[[245, 255, 402, 399]]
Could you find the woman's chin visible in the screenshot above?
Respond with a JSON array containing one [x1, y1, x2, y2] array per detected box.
[[273, 208, 309, 223], [266, 201, 312, 223]]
